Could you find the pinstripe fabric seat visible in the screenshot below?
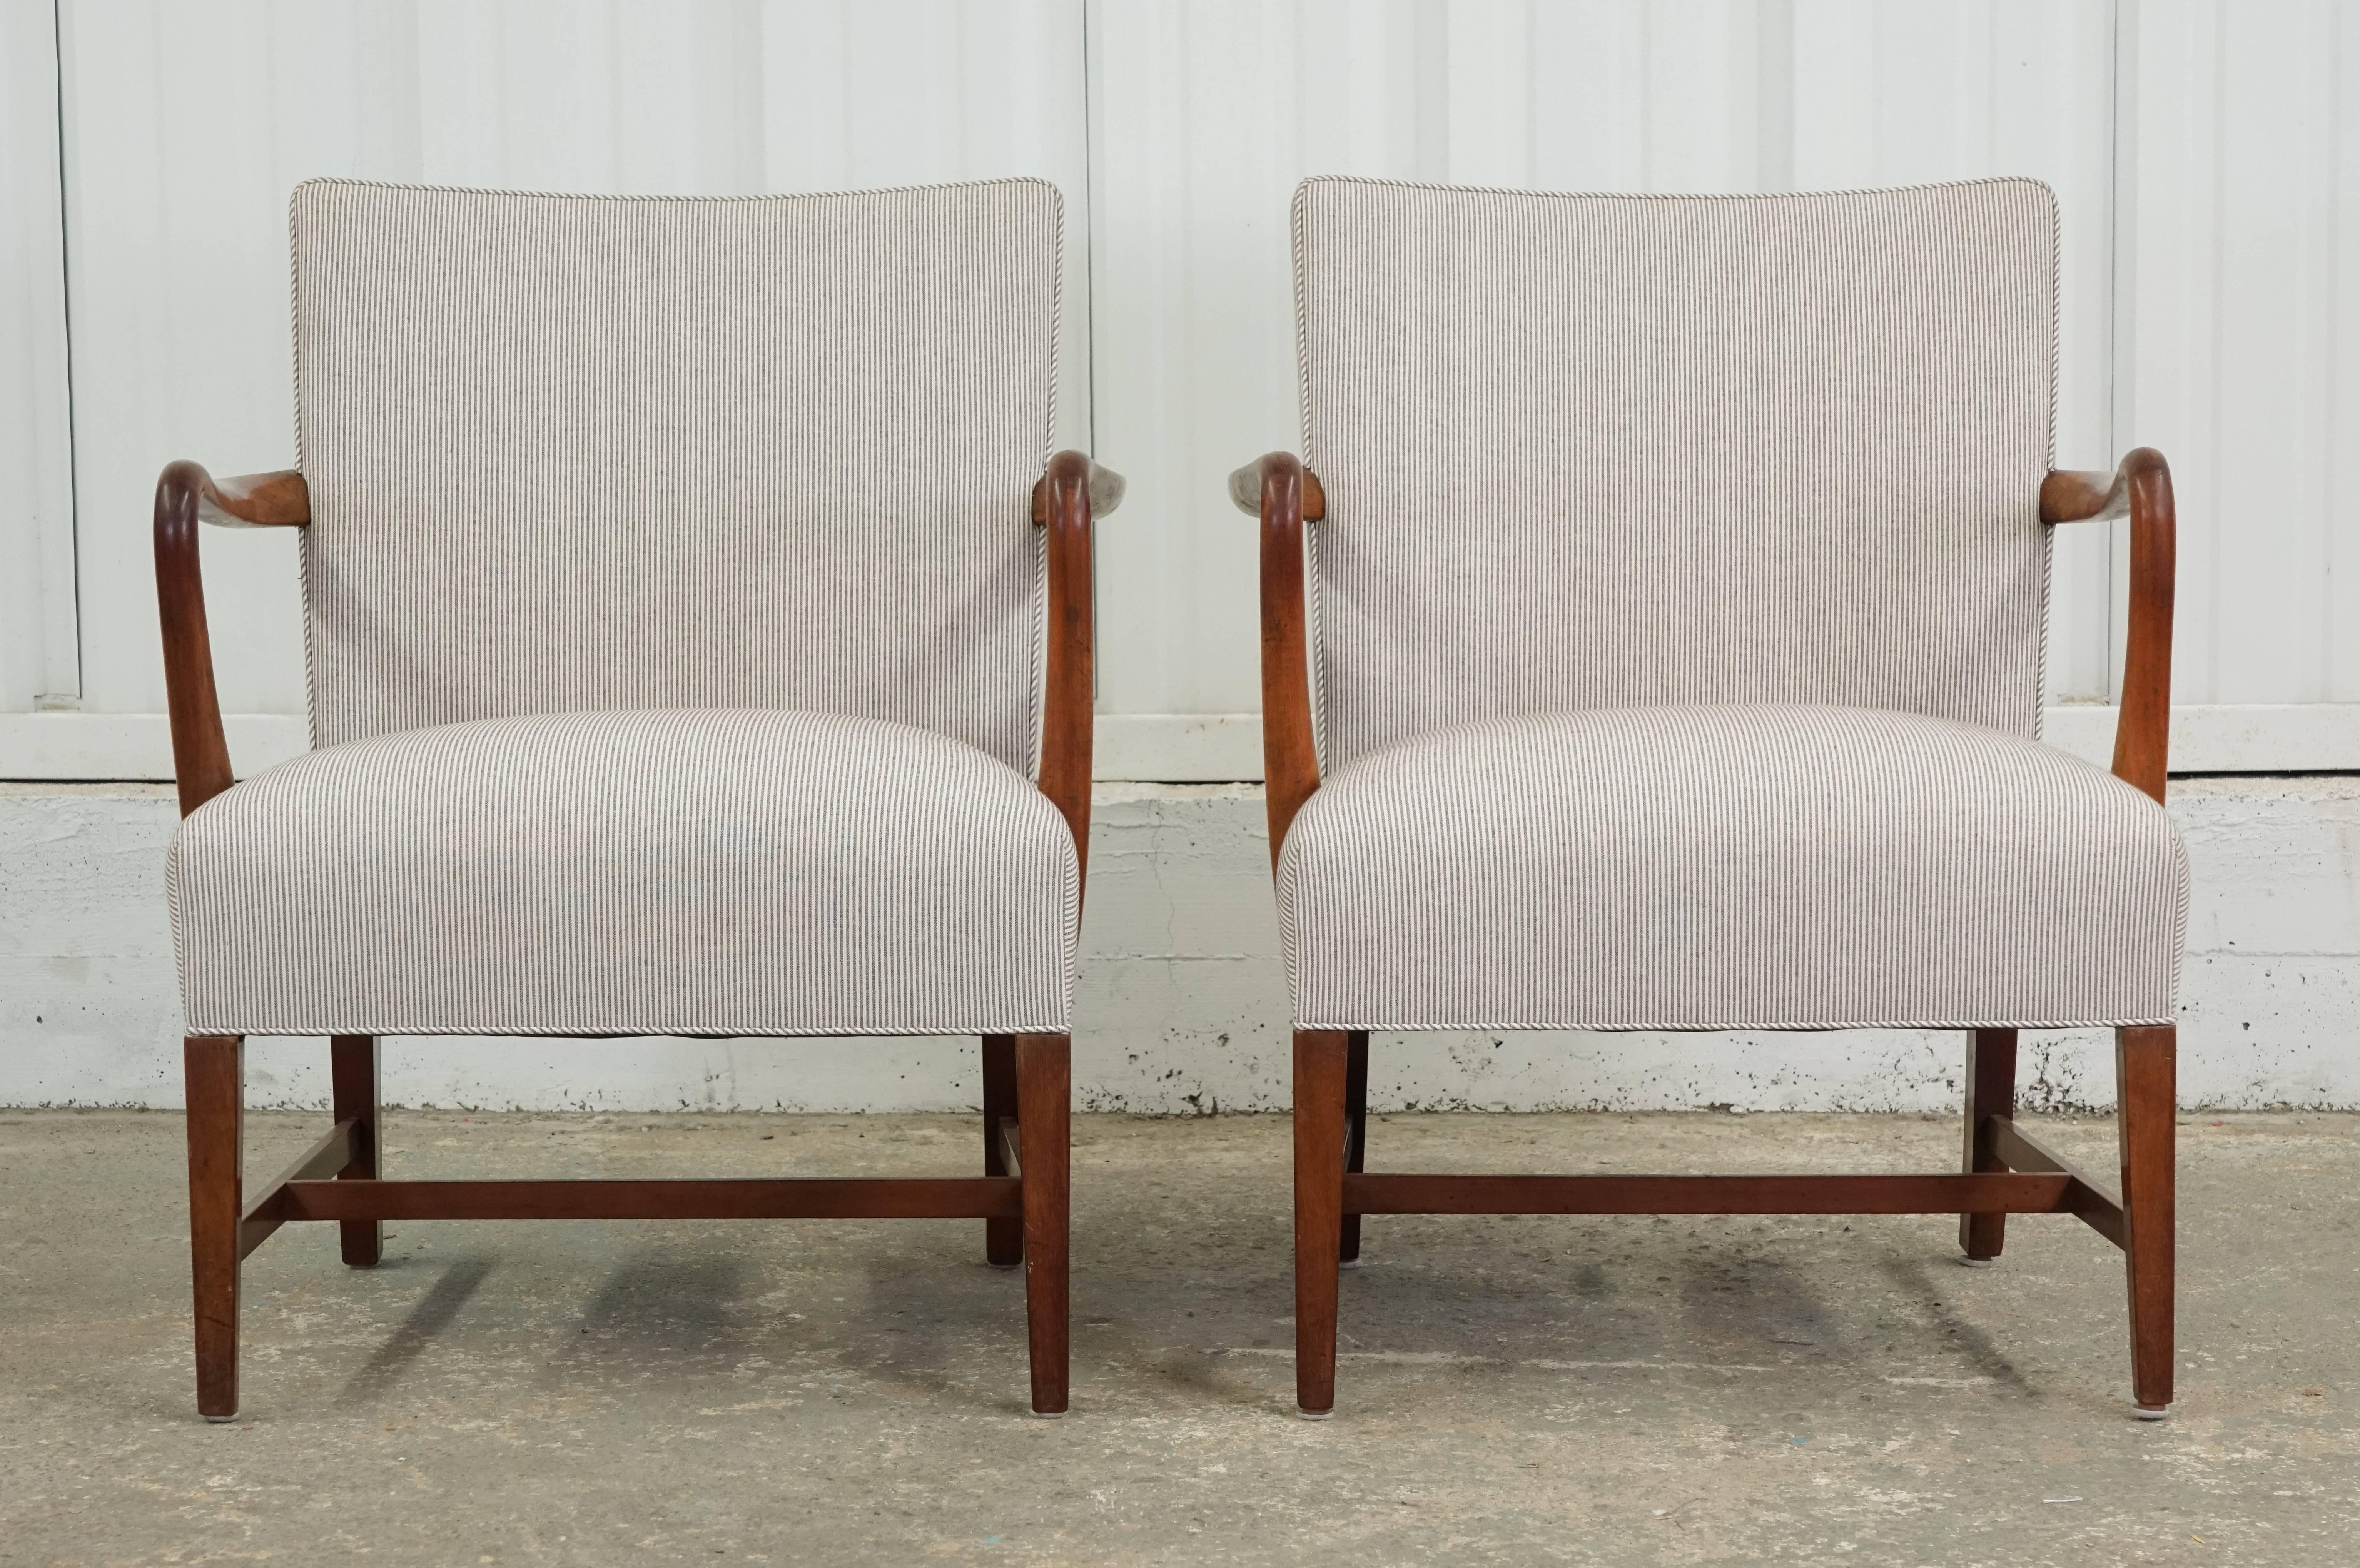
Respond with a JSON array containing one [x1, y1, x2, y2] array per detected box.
[[1281, 177, 2186, 1032], [1278, 706, 2186, 1032], [171, 710, 1078, 1037]]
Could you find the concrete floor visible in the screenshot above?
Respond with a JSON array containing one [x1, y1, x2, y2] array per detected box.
[[1, 1110, 2355, 1566]]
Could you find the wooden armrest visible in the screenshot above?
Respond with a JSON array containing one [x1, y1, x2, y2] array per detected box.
[[153, 461, 305, 818], [1228, 461, 1325, 519], [2039, 450, 2171, 524], [1033, 458, 1125, 523], [196, 467, 311, 528], [2041, 449, 2176, 802], [1030, 451, 1105, 892], [1239, 452, 1324, 870]]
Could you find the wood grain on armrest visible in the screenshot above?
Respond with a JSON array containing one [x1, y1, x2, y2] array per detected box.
[[1034, 457, 1125, 524], [153, 462, 307, 817], [2042, 448, 2175, 802], [1232, 453, 1325, 871], [1030, 451, 1100, 890], [199, 468, 311, 527], [1228, 460, 1325, 521]]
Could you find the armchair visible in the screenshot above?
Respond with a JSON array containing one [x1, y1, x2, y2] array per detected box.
[[1238, 176, 2186, 1421], [157, 178, 1114, 1420]]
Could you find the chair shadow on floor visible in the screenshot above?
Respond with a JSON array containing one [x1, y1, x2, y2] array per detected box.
[[563, 1251, 755, 1362], [1879, 1257, 2036, 1395], [321, 1229, 1046, 1414], [304, 1177, 2051, 1415], [1234, 1214, 2052, 1405], [338, 1256, 494, 1404]]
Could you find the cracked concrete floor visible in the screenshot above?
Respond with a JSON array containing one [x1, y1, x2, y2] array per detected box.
[[2, 1108, 2355, 1566]]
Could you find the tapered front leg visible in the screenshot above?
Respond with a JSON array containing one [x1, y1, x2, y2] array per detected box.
[[2118, 1025, 2177, 1417], [982, 1034, 1023, 1267], [185, 1036, 244, 1422], [1340, 1032, 1369, 1264], [330, 1035, 382, 1267], [1959, 1029, 2018, 1262], [1015, 1034, 1070, 1415], [1293, 1030, 1350, 1418]]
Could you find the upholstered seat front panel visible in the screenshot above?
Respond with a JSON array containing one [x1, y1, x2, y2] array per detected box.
[[169, 710, 1078, 1037], [1277, 706, 2187, 1032]]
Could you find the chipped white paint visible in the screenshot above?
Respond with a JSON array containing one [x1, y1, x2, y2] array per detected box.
[[2, 777, 2355, 1113]]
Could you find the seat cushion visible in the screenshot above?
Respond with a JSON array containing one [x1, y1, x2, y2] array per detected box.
[[169, 710, 1078, 1037], [1277, 706, 2187, 1032]]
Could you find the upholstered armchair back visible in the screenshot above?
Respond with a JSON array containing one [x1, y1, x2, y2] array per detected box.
[[1291, 176, 2057, 772], [291, 178, 1059, 773]]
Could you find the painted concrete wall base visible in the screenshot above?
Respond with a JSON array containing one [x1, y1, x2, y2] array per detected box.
[[2, 776, 2350, 1113]]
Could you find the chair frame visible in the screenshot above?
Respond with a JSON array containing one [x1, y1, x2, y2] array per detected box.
[[1237, 447, 2180, 1420], [155, 449, 1109, 1421]]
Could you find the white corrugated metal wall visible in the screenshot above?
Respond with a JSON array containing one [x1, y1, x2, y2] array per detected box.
[[1, 0, 2352, 780]]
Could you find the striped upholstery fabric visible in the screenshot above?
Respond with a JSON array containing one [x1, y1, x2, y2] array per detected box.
[[1292, 177, 2057, 768], [1282, 179, 2186, 1032], [292, 178, 1057, 771], [1278, 707, 2187, 1031], [171, 710, 1079, 1037], [172, 181, 1074, 1038]]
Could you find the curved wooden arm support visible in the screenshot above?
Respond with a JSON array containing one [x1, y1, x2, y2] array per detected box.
[[198, 468, 311, 528], [1030, 452, 1104, 887], [1033, 456, 1125, 524], [1229, 461, 1325, 520], [1236, 453, 1327, 872], [2041, 448, 2175, 803], [1024, 456, 1123, 524], [154, 462, 310, 819]]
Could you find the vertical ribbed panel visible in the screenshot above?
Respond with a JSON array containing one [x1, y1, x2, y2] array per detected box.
[[42, 0, 1089, 726], [2128, 0, 2360, 707], [0, 0, 76, 710], [1294, 176, 2056, 770], [1085, 0, 2120, 756], [29, 1, 2360, 773], [292, 178, 1058, 770]]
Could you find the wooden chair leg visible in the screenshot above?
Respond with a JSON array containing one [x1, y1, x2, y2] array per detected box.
[[2119, 1024, 2177, 1417], [330, 1035, 383, 1267], [185, 1035, 244, 1422], [1293, 1030, 1349, 1418], [1015, 1034, 1069, 1415], [982, 1034, 1023, 1268], [1340, 1031, 1368, 1264], [1959, 1028, 2018, 1262]]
